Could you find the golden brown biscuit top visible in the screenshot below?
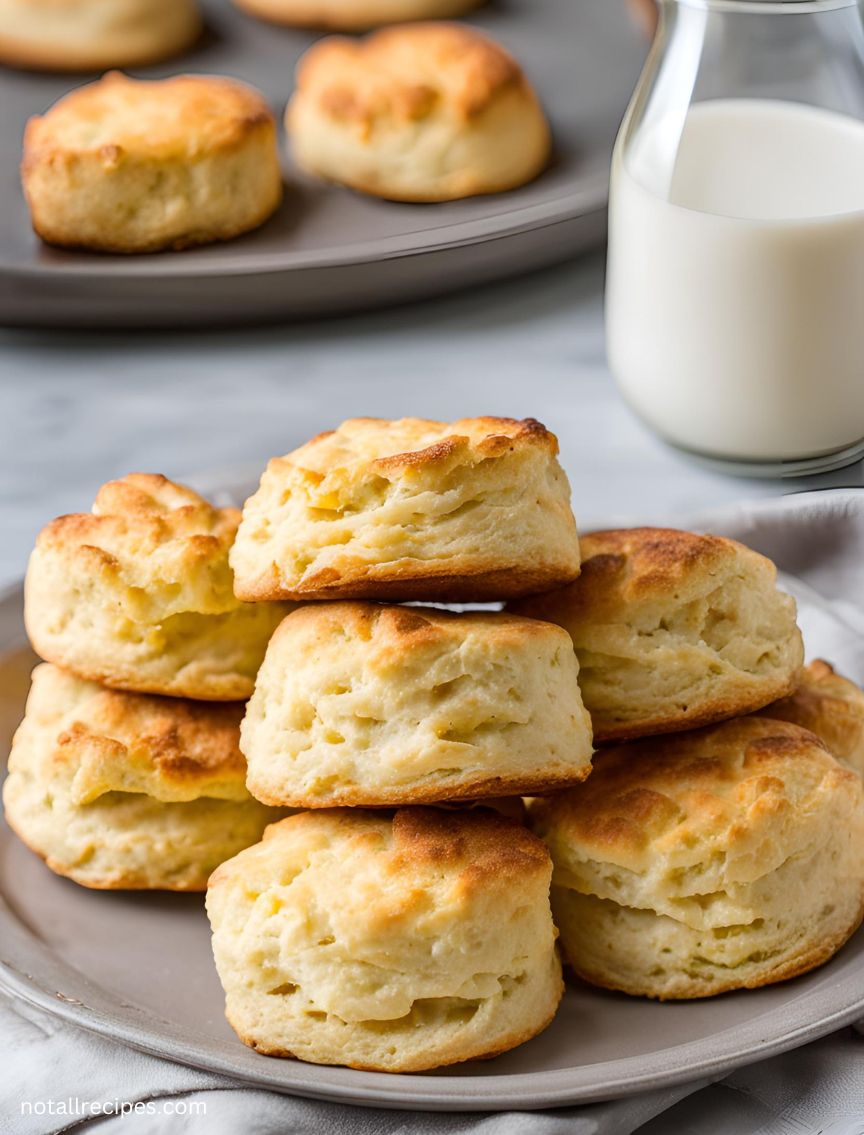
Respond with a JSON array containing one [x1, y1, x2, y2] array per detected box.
[[33, 473, 242, 614], [211, 806, 549, 896], [532, 717, 859, 875], [294, 23, 526, 126], [267, 416, 557, 483], [23, 72, 274, 162], [24, 663, 249, 803], [579, 527, 754, 602], [268, 599, 569, 655], [759, 660, 864, 768], [518, 527, 770, 621]]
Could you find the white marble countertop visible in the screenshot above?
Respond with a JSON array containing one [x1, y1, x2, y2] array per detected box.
[[3, 249, 860, 589]]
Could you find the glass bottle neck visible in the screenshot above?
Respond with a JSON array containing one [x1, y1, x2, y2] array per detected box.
[[617, 0, 864, 204], [644, 0, 864, 116]]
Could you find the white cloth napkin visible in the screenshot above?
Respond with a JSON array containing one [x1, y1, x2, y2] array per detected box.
[[3, 488, 864, 1135]]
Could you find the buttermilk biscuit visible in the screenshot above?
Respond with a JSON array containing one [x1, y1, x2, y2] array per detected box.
[[233, 0, 484, 31], [758, 660, 864, 777], [207, 807, 562, 1070], [231, 417, 580, 602], [241, 602, 593, 807], [22, 72, 282, 253], [531, 717, 864, 1000], [2, 664, 279, 890], [286, 23, 551, 202], [0, 0, 201, 72], [512, 527, 804, 743], [25, 474, 292, 700]]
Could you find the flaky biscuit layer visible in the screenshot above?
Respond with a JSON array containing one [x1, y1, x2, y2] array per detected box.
[[25, 473, 291, 699], [512, 527, 804, 742], [241, 602, 593, 807], [531, 717, 864, 998], [207, 807, 562, 1070], [231, 417, 580, 602], [3, 664, 280, 890]]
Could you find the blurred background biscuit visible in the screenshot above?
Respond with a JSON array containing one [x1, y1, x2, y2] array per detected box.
[[231, 416, 580, 601], [512, 527, 804, 743], [0, 0, 201, 72], [241, 602, 593, 807], [233, 0, 484, 30], [2, 664, 280, 890], [25, 473, 291, 700], [531, 717, 864, 999], [22, 72, 282, 253], [207, 806, 562, 1070], [286, 23, 551, 201]]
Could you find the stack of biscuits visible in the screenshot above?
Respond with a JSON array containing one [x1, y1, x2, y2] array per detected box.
[[209, 416, 592, 1071], [5, 417, 864, 1076], [4, 473, 291, 890], [514, 529, 864, 1000]]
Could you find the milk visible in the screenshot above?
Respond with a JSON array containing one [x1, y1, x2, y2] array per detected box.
[[606, 99, 864, 462]]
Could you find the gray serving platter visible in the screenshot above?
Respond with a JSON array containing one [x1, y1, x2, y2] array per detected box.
[[1, 580, 864, 1111], [0, 0, 646, 327]]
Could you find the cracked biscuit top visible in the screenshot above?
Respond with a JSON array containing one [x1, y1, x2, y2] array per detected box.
[[230, 416, 580, 603], [25, 473, 291, 700]]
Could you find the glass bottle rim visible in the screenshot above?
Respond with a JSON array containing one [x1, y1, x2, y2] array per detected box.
[[666, 0, 857, 12]]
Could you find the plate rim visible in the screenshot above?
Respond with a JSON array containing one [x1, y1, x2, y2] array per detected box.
[[0, 179, 608, 281], [3, 878, 864, 1112], [2, 579, 864, 1110]]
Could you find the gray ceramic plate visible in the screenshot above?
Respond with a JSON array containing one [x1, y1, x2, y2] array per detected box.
[[1, 582, 864, 1111], [0, 0, 646, 327]]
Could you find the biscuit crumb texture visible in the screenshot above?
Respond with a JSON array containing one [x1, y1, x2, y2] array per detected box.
[[287, 23, 551, 201], [3, 664, 279, 890], [230, 416, 580, 601], [242, 602, 593, 806], [513, 527, 804, 742], [22, 72, 282, 252], [532, 717, 864, 998], [25, 473, 292, 700], [207, 807, 563, 1070]]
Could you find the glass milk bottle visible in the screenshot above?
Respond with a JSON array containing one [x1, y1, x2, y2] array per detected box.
[[605, 0, 864, 475]]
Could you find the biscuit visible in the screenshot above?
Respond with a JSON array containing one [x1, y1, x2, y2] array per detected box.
[[241, 602, 593, 807], [231, 417, 580, 602], [0, 0, 201, 72], [22, 72, 282, 253], [758, 659, 864, 777], [531, 717, 864, 1000], [286, 23, 551, 202], [233, 0, 483, 30], [2, 664, 280, 890], [207, 807, 562, 1070], [25, 474, 292, 700], [512, 527, 804, 743]]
